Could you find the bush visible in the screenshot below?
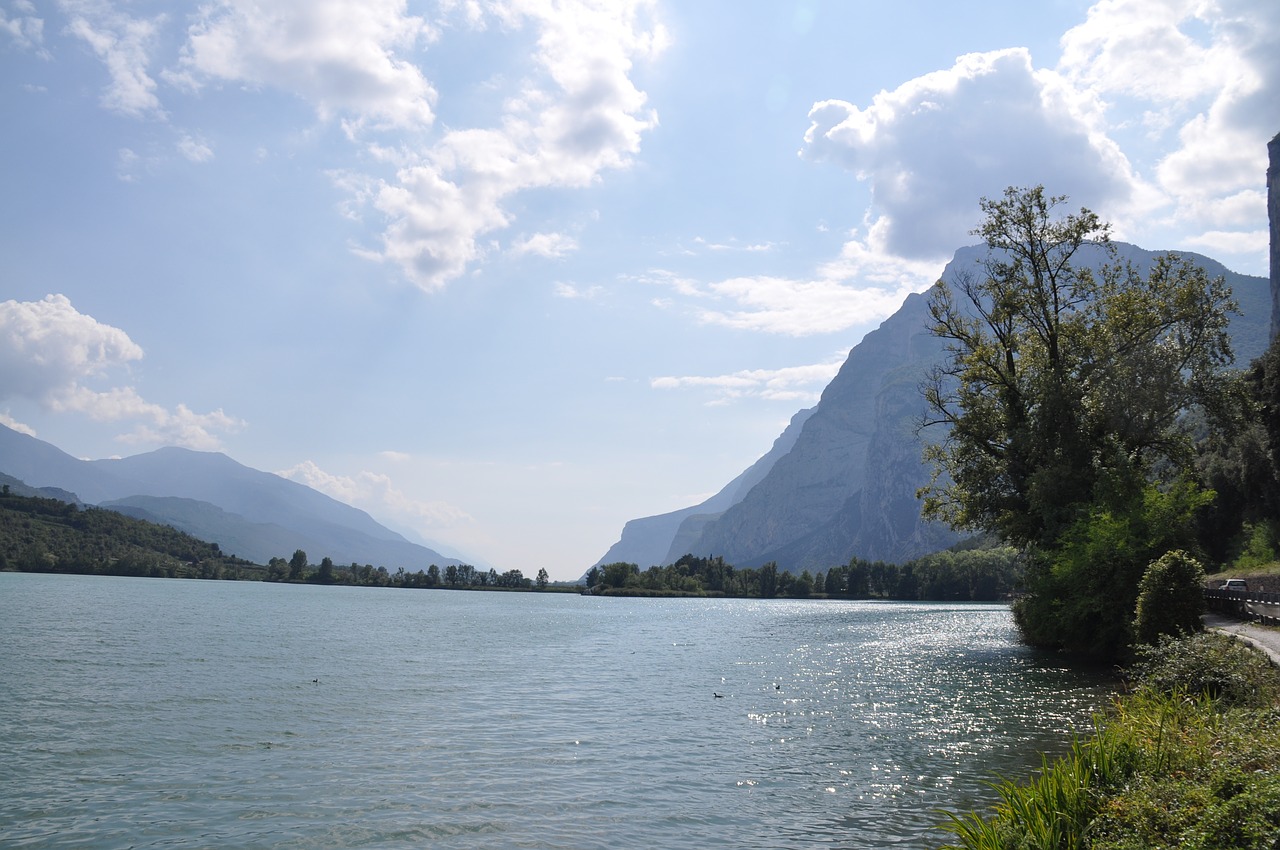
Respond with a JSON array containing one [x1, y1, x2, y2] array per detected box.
[[1130, 632, 1280, 709], [1133, 550, 1206, 646], [939, 633, 1280, 849]]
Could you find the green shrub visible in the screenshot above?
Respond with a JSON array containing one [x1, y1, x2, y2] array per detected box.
[[937, 634, 1280, 849], [1133, 550, 1206, 647], [1131, 632, 1280, 709]]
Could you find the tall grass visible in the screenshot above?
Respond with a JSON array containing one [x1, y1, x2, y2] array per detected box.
[[937, 633, 1280, 850]]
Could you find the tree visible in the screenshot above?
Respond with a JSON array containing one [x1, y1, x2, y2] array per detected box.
[[315, 556, 336, 585], [920, 186, 1237, 658], [288, 549, 308, 582], [536, 568, 549, 589], [1133, 549, 1206, 646]]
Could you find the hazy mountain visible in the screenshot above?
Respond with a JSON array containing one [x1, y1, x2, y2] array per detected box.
[[590, 406, 815, 570], [0, 471, 82, 504], [0, 427, 465, 570], [599, 242, 1272, 573]]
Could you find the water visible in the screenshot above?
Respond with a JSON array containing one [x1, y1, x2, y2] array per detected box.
[[0, 573, 1113, 849]]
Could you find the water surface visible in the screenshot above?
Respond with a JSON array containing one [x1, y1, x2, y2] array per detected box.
[[0, 573, 1113, 848]]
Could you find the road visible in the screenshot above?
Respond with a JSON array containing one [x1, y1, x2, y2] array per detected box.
[[1203, 612, 1280, 666]]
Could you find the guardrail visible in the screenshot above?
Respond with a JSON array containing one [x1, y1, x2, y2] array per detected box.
[[1204, 588, 1280, 626]]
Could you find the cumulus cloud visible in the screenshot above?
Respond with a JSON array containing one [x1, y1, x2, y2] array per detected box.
[[62, 1, 165, 117], [1058, 0, 1280, 248], [279, 459, 475, 530], [652, 355, 848, 405], [803, 1, 1278, 270], [804, 47, 1140, 261], [351, 0, 666, 290], [173, 0, 437, 132], [45, 0, 664, 291], [0, 294, 242, 449]]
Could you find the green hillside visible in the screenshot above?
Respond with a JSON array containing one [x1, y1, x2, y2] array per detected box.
[[0, 483, 263, 580]]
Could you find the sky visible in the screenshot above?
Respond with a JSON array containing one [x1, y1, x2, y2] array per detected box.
[[1, 0, 1278, 580]]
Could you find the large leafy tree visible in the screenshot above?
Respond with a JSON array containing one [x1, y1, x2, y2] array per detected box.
[[920, 186, 1238, 658]]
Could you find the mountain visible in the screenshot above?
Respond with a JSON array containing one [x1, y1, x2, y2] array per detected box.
[[591, 406, 815, 569], [0, 428, 464, 569], [600, 241, 1272, 573], [0, 471, 82, 504]]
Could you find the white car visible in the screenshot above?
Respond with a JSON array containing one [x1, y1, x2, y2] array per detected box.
[[1219, 579, 1249, 592]]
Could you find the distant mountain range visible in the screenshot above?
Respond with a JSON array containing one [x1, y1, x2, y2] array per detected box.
[[0, 428, 465, 570], [593, 242, 1273, 574]]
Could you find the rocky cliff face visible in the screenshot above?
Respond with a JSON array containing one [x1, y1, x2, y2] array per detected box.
[[590, 406, 813, 569], [594, 241, 1273, 575], [668, 285, 957, 570]]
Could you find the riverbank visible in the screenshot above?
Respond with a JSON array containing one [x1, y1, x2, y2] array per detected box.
[[938, 626, 1280, 849]]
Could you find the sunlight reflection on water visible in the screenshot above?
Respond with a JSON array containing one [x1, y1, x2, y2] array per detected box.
[[1, 575, 1113, 849]]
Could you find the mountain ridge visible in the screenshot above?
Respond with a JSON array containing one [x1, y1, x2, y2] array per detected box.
[[0, 428, 466, 570], [600, 241, 1272, 573]]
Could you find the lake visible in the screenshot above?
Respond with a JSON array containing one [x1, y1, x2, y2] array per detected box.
[[0, 572, 1113, 849]]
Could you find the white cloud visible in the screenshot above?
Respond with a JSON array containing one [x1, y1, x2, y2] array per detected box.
[[1, 2, 44, 51], [350, 0, 666, 290], [689, 236, 780, 254], [62, 1, 165, 118], [0, 294, 242, 449], [279, 459, 475, 530], [174, 0, 437, 132], [511, 231, 579, 258], [1056, 0, 1280, 254], [0, 411, 36, 436], [652, 355, 848, 405], [0, 293, 143, 399], [803, 47, 1141, 260], [696, 275, 921, 336], [177, 133, 214, 163], [646, 228, 938, 337], [1184, 228, 1268, 256], [553, 281, 602, 299]]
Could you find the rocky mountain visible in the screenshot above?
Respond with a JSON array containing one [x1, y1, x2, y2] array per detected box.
[[0, 427, 464, 569], [597, 241, 1272, 574], [591, 406, 814, 569]]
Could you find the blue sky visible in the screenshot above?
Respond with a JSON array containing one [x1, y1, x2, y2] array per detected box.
[[2, 0, 1277, 579]]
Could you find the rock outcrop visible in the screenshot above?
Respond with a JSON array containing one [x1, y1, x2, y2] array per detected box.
[[595, 241, 1273, 574], [590, 407, 813, 569]]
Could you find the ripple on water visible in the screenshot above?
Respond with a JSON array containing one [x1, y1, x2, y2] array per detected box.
[[0, 576, 1114, 849]]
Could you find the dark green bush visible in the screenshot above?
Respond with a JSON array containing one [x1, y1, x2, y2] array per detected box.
[[1133, 549, 1206, 646]]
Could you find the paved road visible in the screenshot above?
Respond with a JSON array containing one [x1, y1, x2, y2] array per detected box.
[[1203, 613, 1280, 666]]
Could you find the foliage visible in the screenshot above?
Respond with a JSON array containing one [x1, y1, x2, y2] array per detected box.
[[1194, 335, 1280, 566], [921, 186, 1236, 548], [939, 633, 1280, 850], [1130, 632, 1280, 709], [1013, 481, 1210, 659], [0, 489, 258, 580], [1133, 550, 1206, 647], [583, 545, 1022, 601], [922, 186, 1237, 661]]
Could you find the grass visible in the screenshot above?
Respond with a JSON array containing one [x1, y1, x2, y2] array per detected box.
[[936, 632, 1280, 849], [1210, 561, 1280, 580]]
